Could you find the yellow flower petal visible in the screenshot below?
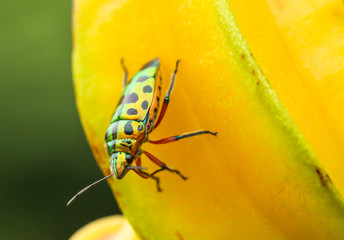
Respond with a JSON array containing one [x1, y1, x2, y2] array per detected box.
[[70, 215, 138, 240], [73, 0, 344, 239]]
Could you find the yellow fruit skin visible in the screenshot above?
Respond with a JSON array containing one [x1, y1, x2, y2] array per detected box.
[[73, 0, 344, 239], [229, 0, 344, 195]]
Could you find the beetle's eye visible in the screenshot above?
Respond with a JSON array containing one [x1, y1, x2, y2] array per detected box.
[[125, 155, 134, 164], [137, 124, 144, 132]]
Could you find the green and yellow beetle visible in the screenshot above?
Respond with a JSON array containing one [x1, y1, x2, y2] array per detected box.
[[67, 58, 217, 205]]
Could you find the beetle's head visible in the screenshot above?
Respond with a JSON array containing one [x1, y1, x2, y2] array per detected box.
[[110, 152, 134, 179]]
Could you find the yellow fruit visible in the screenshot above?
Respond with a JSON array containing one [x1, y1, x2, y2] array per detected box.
[[72, 0, 344, 239], [70, 215, 138, 240], [230, 0, 344, 198]]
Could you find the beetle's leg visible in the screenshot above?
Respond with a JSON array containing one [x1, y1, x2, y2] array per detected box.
[[133, 170, 162, 192], [149, 130, 217, 144], [135, 156, 142, 167], [133, 157, 162, 192], [134, 157, 162, 191], [153, 60, 180, 130], [142, 150, 187, 180], [120, 58, 128, 89], [136, 157, 165, 180]]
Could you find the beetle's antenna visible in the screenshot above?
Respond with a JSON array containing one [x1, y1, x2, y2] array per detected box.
[[67, 174, 113, 206]]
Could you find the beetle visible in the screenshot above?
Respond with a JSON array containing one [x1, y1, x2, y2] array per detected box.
[[67, 58, 217, 205]]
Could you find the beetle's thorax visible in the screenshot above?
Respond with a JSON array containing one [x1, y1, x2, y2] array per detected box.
[[105, 120, 146, 157]]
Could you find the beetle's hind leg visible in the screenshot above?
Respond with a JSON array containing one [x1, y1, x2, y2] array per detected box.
[[142, 150, 187, 180]]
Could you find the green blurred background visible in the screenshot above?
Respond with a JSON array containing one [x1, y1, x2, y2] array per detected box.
[[0, 1, 120, 239]]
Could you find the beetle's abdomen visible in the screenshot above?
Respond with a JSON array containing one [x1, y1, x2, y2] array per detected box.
[[105, 120, 145, 156]]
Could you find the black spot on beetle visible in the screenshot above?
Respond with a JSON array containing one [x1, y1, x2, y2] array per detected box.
[[141, 100, 149, 110], [154, 108, 158, 113], [136, 75, 150, 82], [143, 85, 153, 93], [125, 93, 139, 103], [127, 108, 138, 115], [124, 121, 134, 135], [241, 54, 245, 59]]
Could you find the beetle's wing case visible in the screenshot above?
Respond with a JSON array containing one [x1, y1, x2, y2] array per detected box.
[[111, 58, 160, 123], [145, 64, 162, 133]]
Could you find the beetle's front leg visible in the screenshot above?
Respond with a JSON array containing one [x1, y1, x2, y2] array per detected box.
[[133, 156, 162, 191], [142, 150, 187, 180]]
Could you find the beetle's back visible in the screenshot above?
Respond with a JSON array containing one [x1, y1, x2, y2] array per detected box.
[[111, 59, 160, 123], [106, 58, 162, 157]]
